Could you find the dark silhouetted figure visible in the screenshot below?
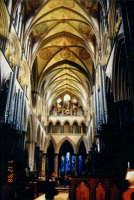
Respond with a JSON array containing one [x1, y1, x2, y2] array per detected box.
[[44, 177, 55, 200]]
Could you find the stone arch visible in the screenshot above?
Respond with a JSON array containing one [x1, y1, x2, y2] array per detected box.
[[71, 120, 79, 126], [72, 121, 78, 134], [77, 137, 88, 154], [80, 121, 86, 134], [0, 1, 9, 38], [5, 33, 21, 67], [55, 119, 61, 125], [63, 119, 70, 125], [98, 0, 106, 18], [109, 0, 116, 38], [113, 35, 130, 102], [56, 137, 75, 154], [55, 120, 61, 133], [48, 120, 53, 125], [63, 120, 70, 133], [44, 136, 57, 154], [48, 121, 53, 133]]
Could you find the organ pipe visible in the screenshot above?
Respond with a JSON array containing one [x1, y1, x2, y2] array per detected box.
[[7, 66, 18, 124], [13, 92, 18, 128], [16, 90, 21, 131], [93, 86, 97, 133], [102, 68, 108, 123], [5, 72, 13, 123], [20, 86, 26, 133], [99, 65, 103, 125]]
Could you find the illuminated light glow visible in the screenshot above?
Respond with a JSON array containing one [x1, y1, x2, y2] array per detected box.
[[128, 162, 130, 169], [126, 171, 134, 180], [64, 94, 70, 101], [57, 98, 62, 103]]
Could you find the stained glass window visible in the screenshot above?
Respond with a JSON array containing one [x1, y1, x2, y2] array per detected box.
[[65, 152, 71, 173], [61, 152, 72, 173], [78, 155, 82, 174], [61, 155, 65, 173], [71, 155, 75, 173]]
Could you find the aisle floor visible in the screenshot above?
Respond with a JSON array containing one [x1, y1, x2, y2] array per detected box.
[[35, 189, 69, 200]]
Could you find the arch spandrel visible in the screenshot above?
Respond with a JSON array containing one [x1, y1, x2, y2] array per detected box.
[[77, 136, 89, 154], [55, 136, 75, 154], [44, 136, 57, 154]]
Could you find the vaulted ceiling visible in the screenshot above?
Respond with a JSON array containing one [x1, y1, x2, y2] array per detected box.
[[24, 0, 101, 111]]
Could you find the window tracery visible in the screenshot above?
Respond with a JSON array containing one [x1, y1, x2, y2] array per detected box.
[[51, 94, 82, 117]]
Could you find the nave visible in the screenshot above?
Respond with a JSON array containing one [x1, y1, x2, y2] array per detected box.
[[1, 0, 134, 200]]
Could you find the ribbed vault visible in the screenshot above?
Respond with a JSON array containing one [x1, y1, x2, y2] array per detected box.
[[24, 0, 101, 112]]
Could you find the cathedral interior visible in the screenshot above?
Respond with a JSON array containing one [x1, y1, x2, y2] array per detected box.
[[0, 0, 134, 199]]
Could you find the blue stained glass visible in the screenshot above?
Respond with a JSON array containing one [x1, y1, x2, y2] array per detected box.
[[78, 155, 82, 174], [71, 156, 75, 173], [61, 155, 65, 173], [65, 152, 71, 173]]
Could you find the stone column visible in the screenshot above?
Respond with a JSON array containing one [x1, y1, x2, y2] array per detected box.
[[55, 154, 59, 177], [41, 154, 46, 178], [28, 141, 35, 171], [53, 125, 56, 133], [61, 125, 64, 133], [75, 154, 78, 176], [78, 126, 81, 134], [70, 102, 73, 115], [62, 103, 64, 115], [70, 125, 73, 134]]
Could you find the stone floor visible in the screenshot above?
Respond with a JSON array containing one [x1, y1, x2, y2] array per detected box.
[[34, 187, 70, 200]]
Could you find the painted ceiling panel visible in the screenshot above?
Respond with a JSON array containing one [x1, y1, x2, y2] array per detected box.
[[32, 0, 93, 24], [26, 0, 99, 111], [40, 49, 90, 75]]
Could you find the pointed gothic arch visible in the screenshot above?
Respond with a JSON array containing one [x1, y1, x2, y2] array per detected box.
[[72, 121, 78, 133], [57, 137, 75, 154], [64, 121, 70, 133]]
